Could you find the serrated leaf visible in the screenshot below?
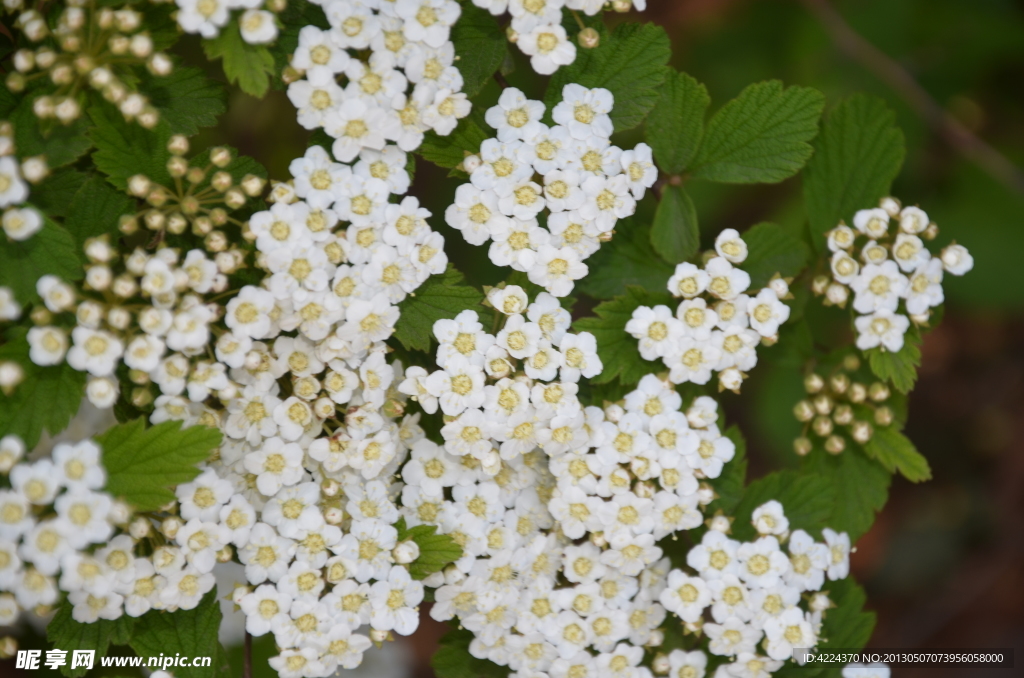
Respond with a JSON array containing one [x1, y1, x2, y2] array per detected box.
[[803, 446, 890, 541], [65, 175, 134, 245], [203, 22, 276, 98], [707, 425, 748, 515], [47, 598, 135, 678], [731, 471, 835, 541], [545, 23, 671, 132], [432, 626, 509, 678], [864, 426, 931, 482], [0, 328, 86, 449], [130, 590, 227, 678], [865, 329, 920, 394], [393, 265, 483, 353], [576, 217, 675, 299], [819, 577, 875, 651], [804, 95, 906, 252], [89, 104, 172, 190], [140, 67, 226, 136], [0, 216, 82, 301], [651, 184, 699, 264], [29, 167, 88, 219], [419, 110, 489, 170], [741, 222, 812, 288], [395, 517, 463, 580], [645, 69, 710, 174], [451, 2, 506, 98], [690, 81, 824, 184], [11, 97, 93, 169], [573, 286, 673, 385], [97, 418, 222, 511]]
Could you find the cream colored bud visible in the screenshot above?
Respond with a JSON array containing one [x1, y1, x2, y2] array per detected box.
[[210, 146, 232, 167], [161, 516, 183, 539], [833, 404, 853, 426], [166, 213, 188, 235], [812, 415, 833, 437], [128, 174, 151, 197], [825, 435, 846, 454], [812, 274, 830, 295], [793, 436, 813, 456], [108, 34, 130, 55], [393, 540, 420, 564], [148, 52, 173, 76], [848, 382, 867, 403], [804, 373, 824, 394], [0, 361, 25, 394], [313, 397, 335, 419], [869, 382, 890, 402], [129, 33, 152, 58], [578, 27, 600, 49], [241, 174, 266, 196], [224, 188, 246, 209], [324, 506, 344, 525], [830, 373, 850, 394], [874, 406, 893, 427], [652, 654, 670, 675], [211, 171, 233, 192], [129, 516, 151, 539], [813, 394, 833, 415], [205, 230, 228, 252], [793, 400, 814, 422], [167, 134, 189, 156], [851, 420, 873, 444], [167, 156, 188, 178]]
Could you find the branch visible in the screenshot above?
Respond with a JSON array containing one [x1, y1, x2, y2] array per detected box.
[[799, 0, 1024, 195]]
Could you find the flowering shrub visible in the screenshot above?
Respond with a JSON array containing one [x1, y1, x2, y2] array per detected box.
[[0, 1, 971, 677]]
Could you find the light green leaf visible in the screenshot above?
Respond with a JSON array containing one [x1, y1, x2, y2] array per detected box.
[[864, 426, 931, 482], [12, 97, 93, 169], [65, 175, 134, 245], [89, 104, 172, 190], [577, 218, 675, 300], [573, 286, 674, 385], [395, 518, 464, 580], [451, 2, 507, 98], [393, 265, 484, 353], [741, 222, 812, 288], [803, 446, 890, 541], [690, 81, 824, 184], [644, 69, 710, 174], [650, 184, 700, 264], [47, 598, 135, 678], [544, 22, 671, 132], [130, 590, 228, 678], [418, 111, 490, 170], [804, 95, 906, 252], [432, 626, 509, 678], [28, 167, 88, 219], [0, 216, 82, 301], [140, 67, 226, 136], [203, 22, 276, 98], [731, 471, 836, 541], [97, 419, 223, 512]]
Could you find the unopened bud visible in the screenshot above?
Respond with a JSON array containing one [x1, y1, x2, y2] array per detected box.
[[652, 654, 670, 675], [211, 171, 233, 192], [813, 394, 833, 415], [129, 516, 151, 539], [812, 415, 833, 437], [874, 406, 893, 427], [868, 382, 890, 402], [324, 506, 344, 525], [167, 156, 188, 178], [825, 435, 846, 454], [848, 382, 867, 403], [804, 373, 824, 394], [241, 174, 266, 196], [210, 146, 232, 167], [793, 400, 815, 422], [833, 404, 853, 426], [851, 420, 873, 444], [0, 361, 25, 394], [168, 134, 189, 156], [393, 540, 420, 564], [161, 516, 183, 539], [578, 27, 600, 49], [793, 436, 813, 456]]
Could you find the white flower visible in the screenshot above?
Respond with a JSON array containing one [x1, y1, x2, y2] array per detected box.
[[291, 26, 350, 85], [177, 467, 233, 522], [176, 518, 230, 573], [446, 184, 508, 245], [496, 314, 543, 360], [619, 143, 658, 200], [327, 98, 398, 163], [528, 245, 588, 297], [244, 437, 305, 496], [853, 207, 890, 239], [705, 616, 762, 657], [687, 529, 740, 580], [891, 233, 929, 272], [747, 288, 791, 337], [940, 243, 973, 275], [905, 258, 944, 315], [763, 607, 816, 660], [899, 205, 929, 234], [785, 529, 829, 592], [485, 87, 546, 142], [66, 327, 124, 377], [0, 287, 20, 321], [434, 309, 496, 368], [553, 84, 614, 140], [668, 263, 711, 298], [397, 0, 460, 48], [667, 650, 708, 678], [751, 500, 789, 537], [831, 250, 860, 284], [579, 174, 636, 230], [27, 326, 68, 366], [239, 9, 277, 44], [2, 206, 42, 240], [666, 337, 720, 385], [175, 0, 230, 38], [850, 261, 908, 314], [239, 583, 291, 637], [0, 157, 28, 207], [489, 217, 549, 270], [558, 332, 602, 382], [626, 305, 682, 360], [519, 23, 576, 75], [828, 224, 857, 252], [160, 566, 216, 610], [822, 528, 851, 580], [238, 523, 296, 584], [660, 569, 711, 622], [854, 309, 910, 352], [715, 228, 748, 264], [69, 590, 124, 623], [319, 625, 373, 671], [325, 1, 379, 49], [473, 139, 533, 195], [705, 257, 751, 301], [369, 564, 424, 634]]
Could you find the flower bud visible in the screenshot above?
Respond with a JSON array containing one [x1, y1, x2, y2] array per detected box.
[[161, 516, 183, 539], [829, 373, 850, 395], [211, 171, 233, 192], [370, 629, 390, 644], [793, 436, 812, 456], [210, 146, 232, 167], [652, 654, 670, 675], [812, 415, 833, 437], [793, 400, 815, 422], [825, 283, 849, 306], [708, 515, 731, 533], [813, 394, 833, 415], [393, 540, 420, 564], [825, 435, 845, 454], [241, 174, 266, 196], [0, 361, 25, 394], [148, 52, 173, 76], [578, 27, 600, 48], [804, 373, 824, 394], [224, 188, 246, 209], [809, 592, 832, 612], [832, 404, 853, 426], [128, 174, 151, 197], [848, 382, 867, 403], [851, 420, 873, 444], [874, 406, 893, 427], [868, 382, 890, 402], [811, 275, 830, 295], [205, 230, 228, 253], [129, 516, 151, 539], [0, 637, 17, 660]]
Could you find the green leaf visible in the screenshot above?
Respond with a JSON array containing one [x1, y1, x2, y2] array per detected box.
[[0, 328, 86, 449], [576, 217, 675, 299], [865, 329, 921, 393], [419, 111, 490, 170], [451, 2, 507, 98], [29, 167, 88, 219], [741, 222, 812, 288], [203, 22, 276, 98], [393, 265, 484, 353], [650, 184, 700, 264], [47, 598, 135, 678], [818, 577, 876, 651], [11, 98, 93, 169], [690, 81, 825, 184], [0, 216, 82, 301], [89, 104, 172, 190], [270, 0, 330, 70], [731, 471, 835, 541], [574, 286, 673, 385], [432, 626, 509, 678], [707, 425, 748, 516], [130, 590, 228, 678], [65, 175, 134, 245], [864, 426, 931, 482], [395, 517, 464, 580], [803, 446, 890, 541], [545, 22, 671, 132], [803, 95, 906, 252], [140, 67, 226, 136], [644, 69, 710, 174], [97, 418, 222, 512]]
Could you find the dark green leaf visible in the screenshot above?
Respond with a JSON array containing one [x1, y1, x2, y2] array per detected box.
[[864, 426, 931, 482], [707, 425, 748, 515], [865, 327, 920, 393], [644, 69, 710, 174], [395, 517, 464, 580], [65, 175, 134, 245], [140, 67, 226, 136], [690, 81, 824, 184], [545, 23, 671, 132], [803, 446, 890, 541], [202, 22, 276, 98], [432, 626, 509, 678], [130, 590, 227, 678], [574, 286, 673, 385], [576, 217, 674, 299], [29, 167, 88, 219], [12, 98, 93, 169], [731, 471, 835, 541], [819, 577, 876, 651], [97, 418, 222, 511], [650, 184, 699, 264], [89, 104, 172, 190], [393, 265, 484, 353], [741, 222, 812, 288], [803, 95, 906, 252], [0, 216, 82, 301], [419, 111, 489, 170], [451, 2, 507, 98], [47, 598, 135, 678]]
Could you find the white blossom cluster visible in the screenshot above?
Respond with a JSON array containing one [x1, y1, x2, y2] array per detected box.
[[822, 197, 973, 354], [286, 0, 472, 158], [657, 501, 852, 676], [0, 123, 45, 250], [175, 0, 281, 45], [5, 1, 174, 126], [626, 230, 792, 393], [446, 85, 656, 297]]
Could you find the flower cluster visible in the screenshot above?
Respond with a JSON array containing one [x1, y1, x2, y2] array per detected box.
[[819, 197, 972, 354], [657, 501, 851, 674], [626, 230, 792, 393], [5, 1, 174, 126], [446, 85, 656, 297], [0, 123, 45, 248], [175, 0, 283, 44], [286, 0, 472, 157]]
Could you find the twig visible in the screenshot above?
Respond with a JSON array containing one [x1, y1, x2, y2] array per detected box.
[[799, 0, 1024, 195], [243, 631, 252, 678], [493, 70, 510, 90]]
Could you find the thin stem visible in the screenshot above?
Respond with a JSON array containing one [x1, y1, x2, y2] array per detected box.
[[243, 631, 252, 678], [569, 9, 587, 32], [799, 0, 1024, 195]]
